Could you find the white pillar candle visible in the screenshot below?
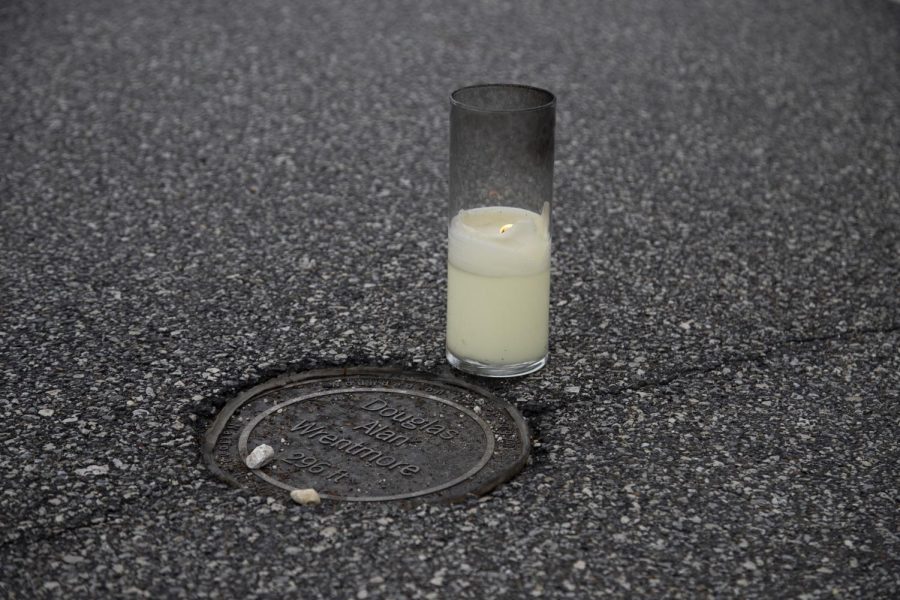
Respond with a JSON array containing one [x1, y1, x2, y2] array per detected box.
[[446, 204, 550, 370]]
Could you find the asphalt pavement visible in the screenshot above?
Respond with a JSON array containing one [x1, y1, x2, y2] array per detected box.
[[1, 0, 899, 597]]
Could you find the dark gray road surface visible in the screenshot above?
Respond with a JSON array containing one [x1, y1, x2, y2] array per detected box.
[[2, 0, 899, 597]]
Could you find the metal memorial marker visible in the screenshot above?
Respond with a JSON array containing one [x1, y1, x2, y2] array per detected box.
[[203, 368, 531, 503]]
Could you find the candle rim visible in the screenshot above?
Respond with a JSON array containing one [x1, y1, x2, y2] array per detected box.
[[450, 83, 556, 114]]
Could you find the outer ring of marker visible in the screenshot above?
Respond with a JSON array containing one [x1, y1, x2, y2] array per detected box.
[[202, 367, 532, 504]]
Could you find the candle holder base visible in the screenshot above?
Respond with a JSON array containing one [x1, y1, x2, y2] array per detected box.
[[447, 350, 547, 378]]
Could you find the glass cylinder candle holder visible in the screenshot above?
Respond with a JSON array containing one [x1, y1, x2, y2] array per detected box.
[[446, 84, 555, 377]]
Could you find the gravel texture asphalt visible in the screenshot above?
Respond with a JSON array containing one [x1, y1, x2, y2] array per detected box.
[[2, 0, 899, 598]]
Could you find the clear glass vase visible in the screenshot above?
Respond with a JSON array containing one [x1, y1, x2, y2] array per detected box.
[[446, 84, 556, 377]]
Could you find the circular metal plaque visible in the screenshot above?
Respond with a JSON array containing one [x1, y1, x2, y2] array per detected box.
[[203, 368, 531, 503]]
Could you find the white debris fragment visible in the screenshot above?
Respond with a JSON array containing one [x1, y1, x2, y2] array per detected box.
[[245, 444, 275, 469], [290, 488, 321, 505], [38, 408, 54, 417]]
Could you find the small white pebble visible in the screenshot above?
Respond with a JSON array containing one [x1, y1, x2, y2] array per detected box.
[[75, 465, 109, 476], [290, 488, 321, 505], [574, 560, 586, 570], [245, 444, 275, 469], [38, 408, 54, 417]]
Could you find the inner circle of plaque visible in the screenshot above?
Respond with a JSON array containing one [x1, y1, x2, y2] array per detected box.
[[237, 387, 496, 502]]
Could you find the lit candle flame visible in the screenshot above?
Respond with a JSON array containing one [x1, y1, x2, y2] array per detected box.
[[499, 223, 514, 234]]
